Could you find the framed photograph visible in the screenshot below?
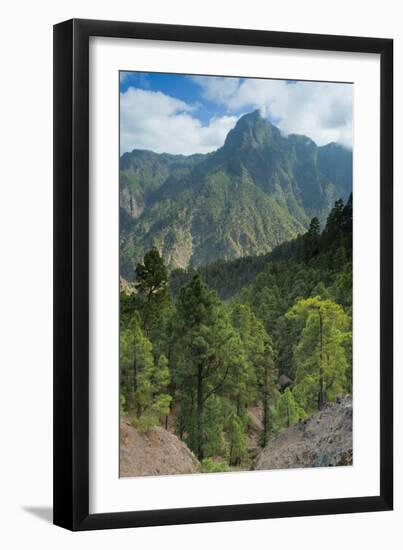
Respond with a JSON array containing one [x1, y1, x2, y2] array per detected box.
[[53, 19, 393, 530]]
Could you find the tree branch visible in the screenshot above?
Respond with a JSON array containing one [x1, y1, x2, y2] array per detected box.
[[202, 363, 231, 404]]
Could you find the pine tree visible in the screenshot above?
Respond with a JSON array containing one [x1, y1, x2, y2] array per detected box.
[[258, 337, 278, 446], [120, 315, 171, 431], [325, 199, 345, 242], [230, 304, 261, 415], [135, 246, 168, 301], [277, 387, 304, 428], [304, 217, 321, 261], [342, 193, 353, 246], [230, 303, 278, 446], [286, 296, 351, 412], [203, 395, 227, 458], [135, 247, 170, 335], [227, 413, 248, 466], [172, 275, 239, 460]]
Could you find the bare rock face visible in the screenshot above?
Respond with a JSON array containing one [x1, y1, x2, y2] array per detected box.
[[119, 276, 135, 294], [120, 418, 200, 477], [120, 186, 145, 219], [252, 395, 353, 471]]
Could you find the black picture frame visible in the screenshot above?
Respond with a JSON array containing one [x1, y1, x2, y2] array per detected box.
[[53, 18, 393, 531]]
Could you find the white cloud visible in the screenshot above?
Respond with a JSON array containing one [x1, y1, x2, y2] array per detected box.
[[191, 76, 241, 103], [120, 87, 238, 155], [194, 78, 353, 147], [120, 78, 352, 155]]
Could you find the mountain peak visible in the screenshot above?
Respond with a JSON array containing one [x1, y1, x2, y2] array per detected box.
[[234, 109, 266, 129], [224, 110, 281, 150], [240, 109, 262, 121]]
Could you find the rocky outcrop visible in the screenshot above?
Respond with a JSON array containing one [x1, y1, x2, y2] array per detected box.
[[120, 418, 200, 477], [119, 276, 135, 294], [120, 187, 145, 219], [252, 395, 352, 471]]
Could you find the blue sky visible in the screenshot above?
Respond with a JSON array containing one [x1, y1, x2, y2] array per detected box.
[[120, 72, 352, 155], [120, 72, 285, 126], [120, 72, 228, 125]]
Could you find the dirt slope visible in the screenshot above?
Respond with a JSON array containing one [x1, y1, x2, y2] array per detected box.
[[120, 418, 200, 477], [252, 395, 353, 471]]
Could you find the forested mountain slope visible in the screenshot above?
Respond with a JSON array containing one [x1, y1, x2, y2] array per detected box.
[[120, 110, 352, 278], [120, 197, 352, 471], [170, 194, 352, 304]]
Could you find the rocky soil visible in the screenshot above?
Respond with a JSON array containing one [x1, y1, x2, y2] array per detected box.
[[252, 395, 353, 471], [120, 417, 200, 477]]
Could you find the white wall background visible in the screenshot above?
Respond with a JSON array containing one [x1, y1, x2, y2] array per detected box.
[[0, 0, 400, 547]]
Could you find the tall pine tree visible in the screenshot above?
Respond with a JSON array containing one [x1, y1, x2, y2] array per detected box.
[[172, 275, 240, 459]]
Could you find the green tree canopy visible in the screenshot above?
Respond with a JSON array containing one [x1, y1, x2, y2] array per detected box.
[[172, 275, 241, 459], [135, 246, 168, 301], [120, 315, 171, 431], [286, 296, 351, 412]]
